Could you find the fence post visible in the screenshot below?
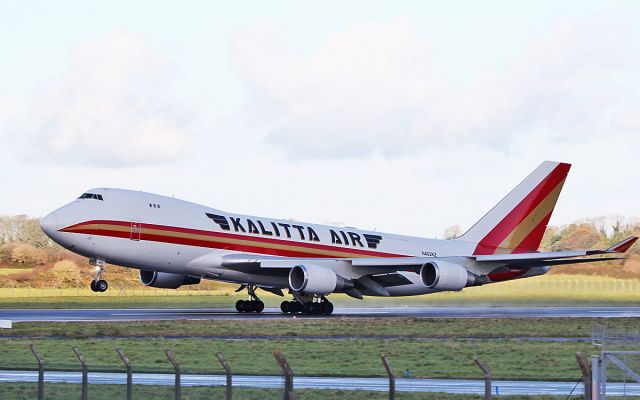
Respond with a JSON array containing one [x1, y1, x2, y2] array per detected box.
[[592, 355, 601, 400], [29, 344, 44, 400], [274, 350, 294, 400], [165, 350, 181, 400], [576, 352, 592, 400], [380, 352, 396, 400], [215, 352, 232, 400], [474, 357, 492, 400], [116, 348, 133, 400], [72, 347, 88, 400]]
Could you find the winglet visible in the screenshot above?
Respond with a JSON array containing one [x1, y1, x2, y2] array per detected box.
[[604, 236, 638, 253]]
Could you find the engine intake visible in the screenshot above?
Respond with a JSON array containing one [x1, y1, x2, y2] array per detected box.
[[289, 265, 353, 295], [420, 261, 486, 291], [139, 270, 201, 289]]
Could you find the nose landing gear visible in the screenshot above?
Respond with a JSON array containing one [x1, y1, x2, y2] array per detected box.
[[89, 258, 108, 293], [235, 284, 265, 313]]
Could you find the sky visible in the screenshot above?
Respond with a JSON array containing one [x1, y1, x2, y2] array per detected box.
[[0, 0, 639, 238]]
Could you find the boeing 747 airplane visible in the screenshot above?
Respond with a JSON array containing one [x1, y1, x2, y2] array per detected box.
[[40, 161, 637, 315]]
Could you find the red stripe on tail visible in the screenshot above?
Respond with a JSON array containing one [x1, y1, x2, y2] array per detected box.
[[473, 163, 570, 255]]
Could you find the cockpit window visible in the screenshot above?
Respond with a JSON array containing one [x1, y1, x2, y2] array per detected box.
[[79, 193, 104, 201]]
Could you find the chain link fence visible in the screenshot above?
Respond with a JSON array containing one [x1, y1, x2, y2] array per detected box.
[[1, 344, 597, 400], [591, 325, 640, 399]]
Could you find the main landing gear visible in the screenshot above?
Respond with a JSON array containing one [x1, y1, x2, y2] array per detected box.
[[89, 258, 108, 293], [281, 295, 334, 316], [235, 284, 265, 313]]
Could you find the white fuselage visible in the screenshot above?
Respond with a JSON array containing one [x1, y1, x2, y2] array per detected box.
[[41, 188, 544, 296]]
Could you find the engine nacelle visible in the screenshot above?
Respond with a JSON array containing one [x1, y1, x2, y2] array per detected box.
[[289, 265, 353, 295], [420, 261, 485, 291], [139, 270, 201, 289]]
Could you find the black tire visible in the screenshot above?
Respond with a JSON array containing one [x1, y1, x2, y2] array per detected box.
[[322, 301, 334, 316], [280, 301, 290, 313], [254, 300, 265, 313], [236, 300, 246, 312], [301, 302, 314, 315], [90, 280, 98, 292], [311, 303, 323, 315], [97, 280, 108, 292], [290, 301, 301, 314]]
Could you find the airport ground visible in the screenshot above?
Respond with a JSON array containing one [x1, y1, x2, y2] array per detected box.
[[2, 275, 640, 399], [2, 273, 640, 309], [1, 318, 625, 400], [1, 317, 637, 381]]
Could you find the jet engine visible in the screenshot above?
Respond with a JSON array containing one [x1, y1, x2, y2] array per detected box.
[[288, 265, 353, 295], [420, 261, 486, 291], [139, 270, 201, 289]]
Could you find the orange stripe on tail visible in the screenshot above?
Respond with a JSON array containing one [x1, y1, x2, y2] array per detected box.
[[455, 161, 571, 255]]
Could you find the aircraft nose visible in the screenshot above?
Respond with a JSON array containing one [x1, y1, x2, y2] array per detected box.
[[40, 211, 59, 238]]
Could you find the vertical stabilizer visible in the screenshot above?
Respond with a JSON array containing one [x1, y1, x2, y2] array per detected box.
[[456, 161, 571, 255]]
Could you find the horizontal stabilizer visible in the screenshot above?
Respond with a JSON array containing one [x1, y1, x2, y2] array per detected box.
[[603, 236, 638, 253]]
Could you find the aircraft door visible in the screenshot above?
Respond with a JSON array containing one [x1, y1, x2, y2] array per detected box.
[[130, 222, 142, 241]]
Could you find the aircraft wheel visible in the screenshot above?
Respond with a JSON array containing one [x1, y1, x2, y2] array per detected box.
[[254, 300, 265, 313], [300, 302, 314, 315], [311, 303, 324, 315], [322, 301, 334, 316], [236, 300, 245, 312], [290, 301, 301, 314], [280, 301, 290, 313], [96, 280, 108, 292], [90, 280, 98, 292]]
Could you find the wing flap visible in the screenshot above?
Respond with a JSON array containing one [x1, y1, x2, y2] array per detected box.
[[507, 256, 625, 268], [474, 250, 588, 263]]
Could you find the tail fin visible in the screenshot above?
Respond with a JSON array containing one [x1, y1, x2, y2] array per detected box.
[[457, 161, 571, 255]]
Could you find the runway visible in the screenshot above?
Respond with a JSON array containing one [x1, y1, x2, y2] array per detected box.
[[2, 306, 640, 322], [1, 369, 638, 396]]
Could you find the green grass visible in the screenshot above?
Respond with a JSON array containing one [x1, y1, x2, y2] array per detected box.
[[0, 382, 575, 400], [2, 274, 640, 308], [0, 336, 605, 381], [5, 317, 637, 339], [2, 317, 637, 388]]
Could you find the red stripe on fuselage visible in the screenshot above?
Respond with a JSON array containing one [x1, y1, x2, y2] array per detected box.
[[61, 220, 405, 259], [487, 268, 527, 282]]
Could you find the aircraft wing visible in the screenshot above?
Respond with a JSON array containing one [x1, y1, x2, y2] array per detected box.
[[221, 236, 637, 271], [215, 236, 636, 298]]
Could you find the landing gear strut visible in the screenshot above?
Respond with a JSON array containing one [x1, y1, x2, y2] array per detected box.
[[281, 294, 334, 316], [89, 258, 108, 292], [235, 284, 265, 313]]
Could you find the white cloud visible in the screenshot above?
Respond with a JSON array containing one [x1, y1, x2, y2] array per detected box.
[[233, 18, 453, 158], [9, 31, 192, 166], [232, 18, 640, 159]]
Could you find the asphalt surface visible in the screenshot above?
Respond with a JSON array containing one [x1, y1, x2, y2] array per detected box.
[[1, 370, 639, 396], [2, 306, 640, 322]]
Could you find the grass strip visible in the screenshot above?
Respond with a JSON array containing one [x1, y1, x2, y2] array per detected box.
[[0, 382, 575, 400], [3, 274, 640, 308], [4, 317, 639, 339], [0, 337, 608, 381]]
